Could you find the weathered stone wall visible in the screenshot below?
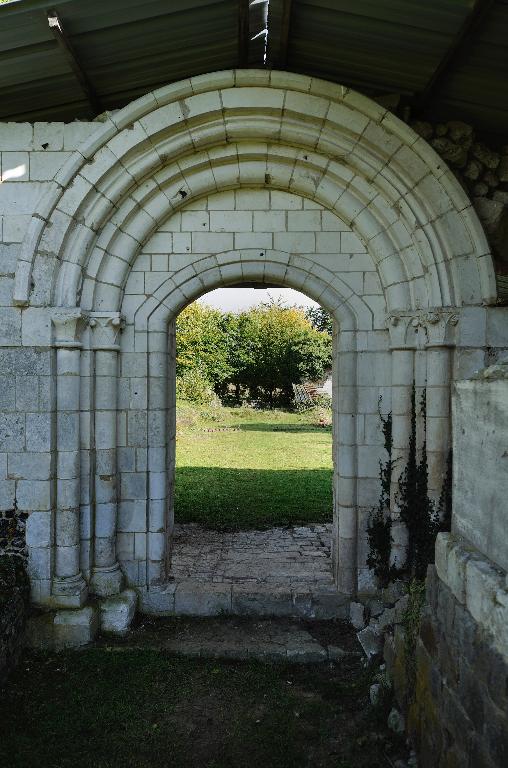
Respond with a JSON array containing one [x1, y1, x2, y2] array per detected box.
[[0, 73, 505, 633], [385, 361, 508, 768], [115, 187, 390, 592], [410, 119, 508, 273], [386, 566, 508, 768], [0, 122, 100, 589], [452, 361, 508, 572], [0, 556, 29, 685]]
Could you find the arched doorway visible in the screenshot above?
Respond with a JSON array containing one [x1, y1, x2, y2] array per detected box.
[[15, 70, 495, 614]]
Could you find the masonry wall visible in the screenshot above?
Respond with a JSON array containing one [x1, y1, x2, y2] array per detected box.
[[386, 566, 508, 768], [114, 187, 389, 590], [0, 116, 507, 605], [0, 120, 100, 591], [452, 368, 508, 571], [385, 362, 508, 768]]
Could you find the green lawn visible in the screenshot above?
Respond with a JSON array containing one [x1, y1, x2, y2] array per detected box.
[[175, 402, 333, 529], [0, 647, 400, 768]]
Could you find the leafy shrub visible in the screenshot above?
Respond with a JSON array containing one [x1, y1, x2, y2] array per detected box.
[[312, 393, 332, 409], [176, 369, 216, 405]]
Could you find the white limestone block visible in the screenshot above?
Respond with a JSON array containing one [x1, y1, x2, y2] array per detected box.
[[235, 189, 270, 209], [8, 452, 51, 480], [63, 121, 98, 150], [2, 214, 31, 243], [53, 606, 98, 648], [1, 152, 29, 181], [0, 478, 15, 508], [192, 232, 233, 253], [209, 211, 252, 232], [100, 589, 137, 636], [253, 211, 285, 231], [25, 413, 51, 452], [0, 123, 33, 150], [17, 479, 52, 510], [27, 546, 52, 580], [25, 511, 52, 547], [465, 555, 504, 633], [274, 232, 315, 253]]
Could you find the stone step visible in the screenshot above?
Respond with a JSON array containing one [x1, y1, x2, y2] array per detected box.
[[138, 579, 350, 620], [98, 616, 362, 665]]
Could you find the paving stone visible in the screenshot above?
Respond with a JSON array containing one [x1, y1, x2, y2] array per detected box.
[[232, 585, 293, 617], [169, 523, 335, 590], [175, 580, 232, 616], [104, 615, 361, 665]]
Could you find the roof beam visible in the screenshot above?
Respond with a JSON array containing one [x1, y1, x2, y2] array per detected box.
[[415, 0, 496, 112], [266, 0, 293, 68], [238, 0, 250, 68], [47, 9, 102, 115]]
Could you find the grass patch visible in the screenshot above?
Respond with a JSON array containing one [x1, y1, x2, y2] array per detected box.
[[0, 648, 398, 768], [175, 402, 333, 529]]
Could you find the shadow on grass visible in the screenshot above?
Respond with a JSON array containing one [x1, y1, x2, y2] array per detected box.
[[236, 422, 332, 433], [174, 466, 333, 530], [0, 648, 399, 768]]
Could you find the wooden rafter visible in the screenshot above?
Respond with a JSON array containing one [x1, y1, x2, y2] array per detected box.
[[47, 9, 102, 115], [276, 0, 292, 68], [416, 0, 496, 111], [266, 0, 293, 68], [238, 0, 250, 68]]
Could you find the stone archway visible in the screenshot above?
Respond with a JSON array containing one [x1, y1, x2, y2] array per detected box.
[[138, 245, 359, 609], [14, 70, 496, 617]]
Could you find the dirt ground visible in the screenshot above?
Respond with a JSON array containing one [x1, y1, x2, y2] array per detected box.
[[0, 619, 407, 768]]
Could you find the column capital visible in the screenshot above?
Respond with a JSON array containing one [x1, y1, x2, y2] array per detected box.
[[386, 311, 420, 350], [419, 309, 459, 348], [88, 312, 125, 351], [387, 309, 459, 349], [51, 308, 87, 349]]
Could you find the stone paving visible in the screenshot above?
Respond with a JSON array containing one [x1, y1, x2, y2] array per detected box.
[[135, 523, 348, 620], [169, 523, 334, 589], [102, 615, 362, 664]]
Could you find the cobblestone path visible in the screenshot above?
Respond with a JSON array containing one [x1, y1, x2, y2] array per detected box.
[[169, 523, 334, 590]]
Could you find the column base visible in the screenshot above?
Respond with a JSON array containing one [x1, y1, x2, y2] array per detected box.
[[25, 606, 98, 650], [51, 573, 88, 608], [90, 563, 124, 597], [100, 589, 137, 636]]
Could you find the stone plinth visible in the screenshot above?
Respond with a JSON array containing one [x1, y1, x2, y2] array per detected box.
[[452, 359, 508, 572]]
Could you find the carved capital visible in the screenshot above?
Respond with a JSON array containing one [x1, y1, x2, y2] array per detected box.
[[386, 311, 420, 350], [387, 309, 459, 349], [51, 308, 87, 349], [419, 309, 459, 348], [88, 312, 125, 351]]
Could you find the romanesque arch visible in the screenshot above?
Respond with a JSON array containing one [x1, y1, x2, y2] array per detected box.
[[14, 70, 496, 613]]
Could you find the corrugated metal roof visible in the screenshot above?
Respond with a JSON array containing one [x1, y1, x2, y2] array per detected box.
[[0, 0, 506, 143]]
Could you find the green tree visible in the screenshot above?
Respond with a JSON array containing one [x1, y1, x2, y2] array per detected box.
[[305, 306, 333, 335], [233, 304, 332, 406], [176, 303, 232, 388], [176, 301, 332, 407]]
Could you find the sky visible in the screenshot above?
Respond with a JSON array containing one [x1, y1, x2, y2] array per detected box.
[[198, 287, 319, 312]]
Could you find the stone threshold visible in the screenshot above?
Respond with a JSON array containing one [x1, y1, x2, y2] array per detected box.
[[98, 616, 362, 665], [138, 579, 350, 620]]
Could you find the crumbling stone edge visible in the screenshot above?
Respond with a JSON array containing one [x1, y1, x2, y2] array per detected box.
[[0, 555, 29, 686]]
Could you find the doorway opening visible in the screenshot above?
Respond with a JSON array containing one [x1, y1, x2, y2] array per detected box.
[[167, 286, 339, 611]]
